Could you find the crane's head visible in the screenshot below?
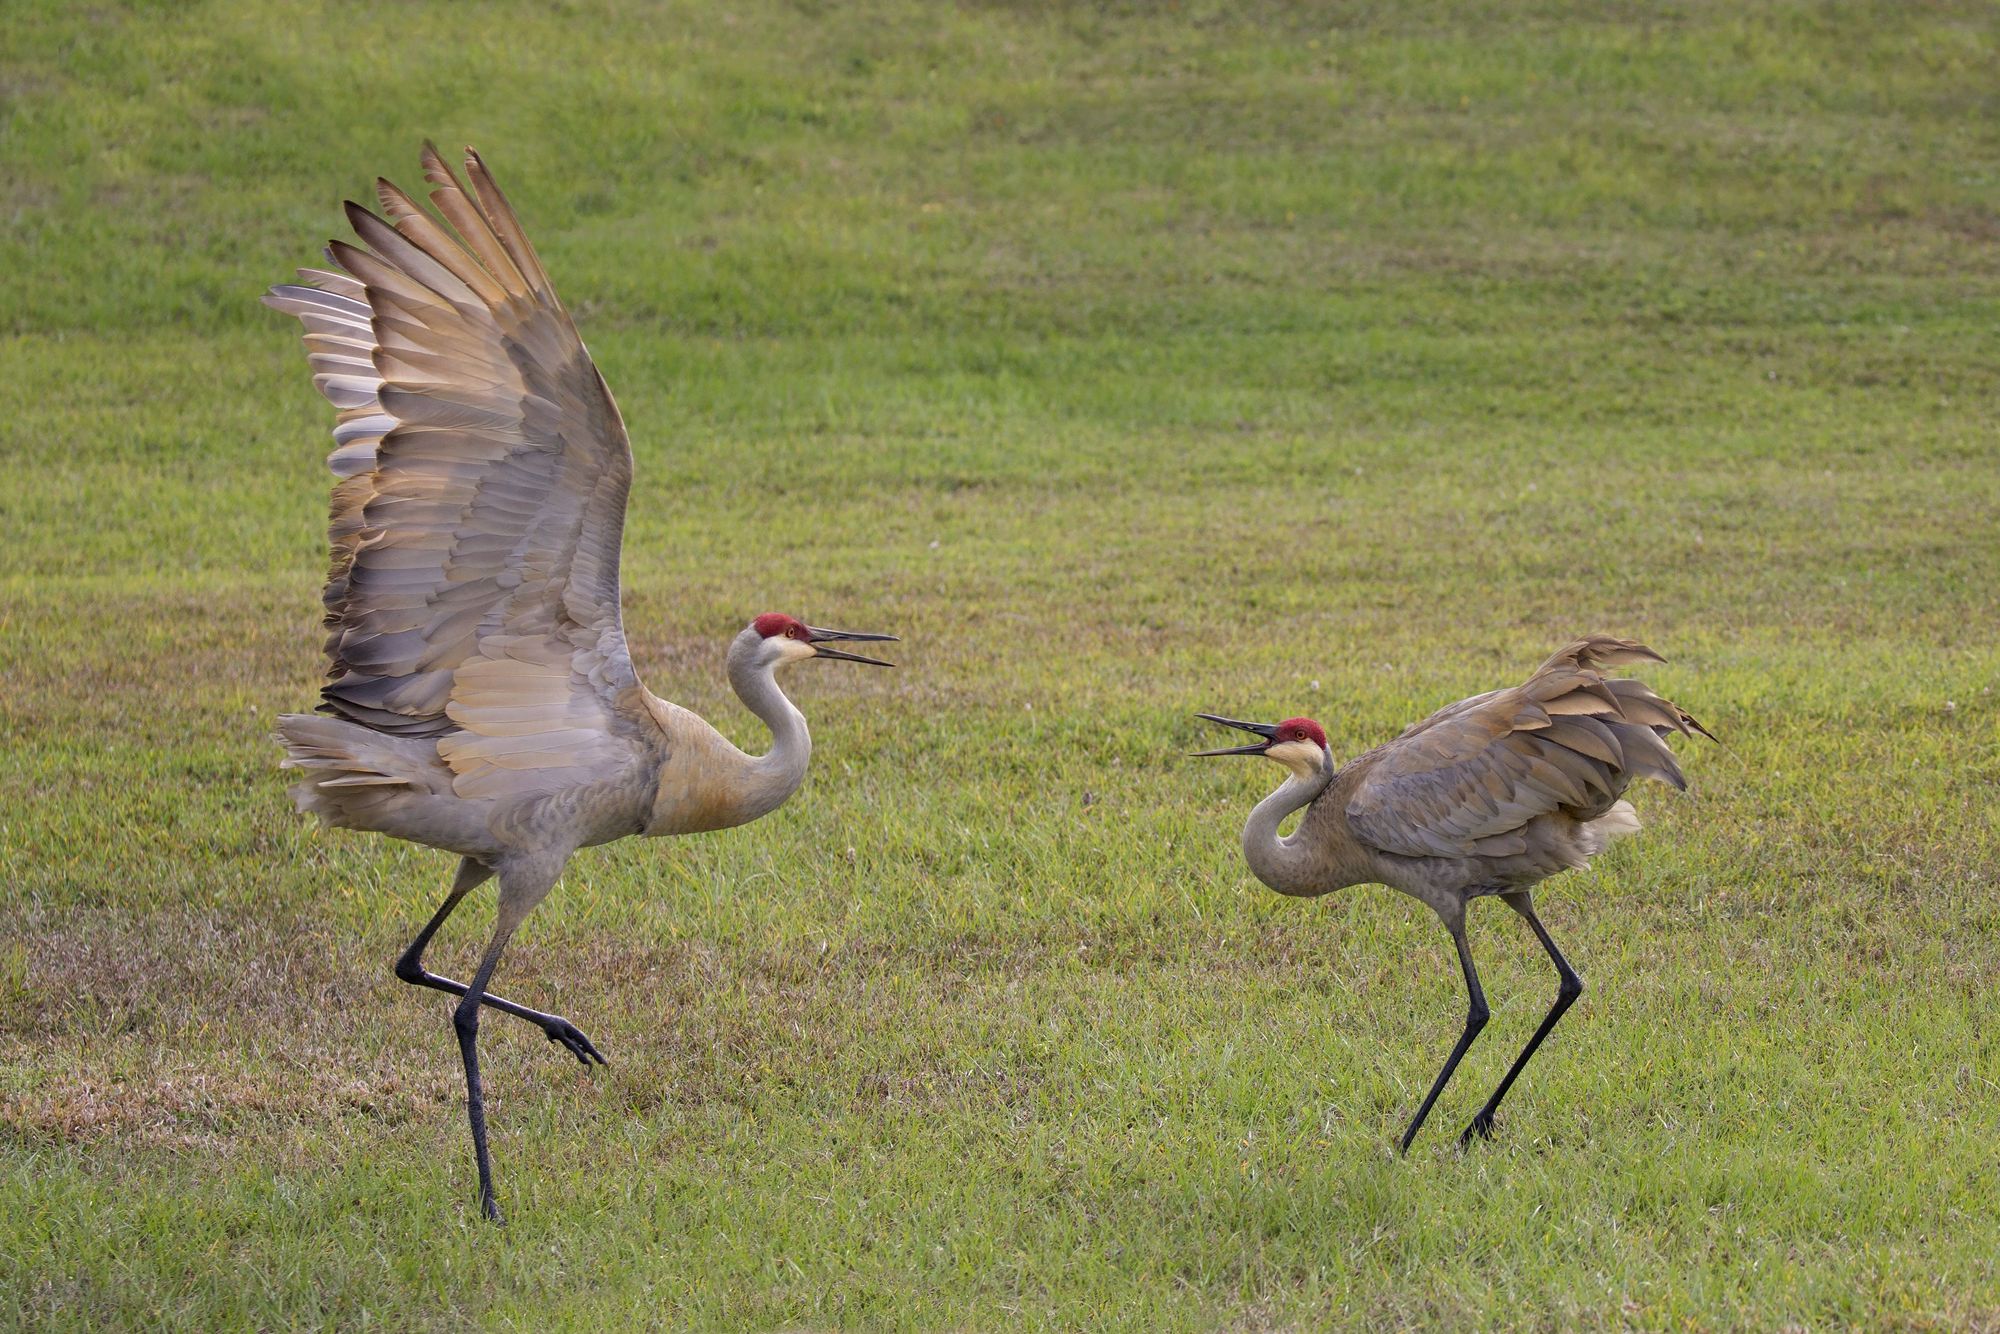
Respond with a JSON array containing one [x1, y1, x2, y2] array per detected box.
[[749, 613, 897, 667], [1193, 714, 1330, 779]]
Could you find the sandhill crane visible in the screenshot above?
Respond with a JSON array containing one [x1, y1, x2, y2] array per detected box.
[[1195, 636, 1710, 1153], [264, 145, 895, 1223]]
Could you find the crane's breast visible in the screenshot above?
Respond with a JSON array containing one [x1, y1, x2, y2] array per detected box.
[[639, 699, 771, 836]]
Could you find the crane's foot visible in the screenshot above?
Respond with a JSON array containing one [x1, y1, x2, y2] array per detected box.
[[541, 1016, 607, 1067], [1458, 1108, 1498, 1149], [479, 1189, 506, 1225]]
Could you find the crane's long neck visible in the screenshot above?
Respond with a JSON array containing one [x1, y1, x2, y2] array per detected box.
[[1242, 765, 1334, 897], [727, 650, 811, 824]]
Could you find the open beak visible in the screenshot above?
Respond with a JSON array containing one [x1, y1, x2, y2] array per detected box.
[[1192, 712, 1278, 756], [806, 625, 898, 667]]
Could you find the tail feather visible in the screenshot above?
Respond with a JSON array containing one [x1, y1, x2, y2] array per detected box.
[[276, 713, 439, 825], [1527, 635, 1715, 797], [1584, 799, 1643, 854], [1538, 635, 1666, 674]]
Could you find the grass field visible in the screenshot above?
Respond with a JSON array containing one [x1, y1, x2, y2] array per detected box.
[[5, 0, 2000, 1327]]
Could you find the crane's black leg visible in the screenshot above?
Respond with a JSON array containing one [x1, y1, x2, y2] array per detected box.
[[451, 859, 565, 1227], [1399, 915, 1488, 1154], [1459, 891, 1583, 1148], [456, 914, 519, 1224], [396, 857, 604, 1066]]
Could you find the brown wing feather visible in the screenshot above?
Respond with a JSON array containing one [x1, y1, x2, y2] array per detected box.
[[1344, 636, 1709, 860], [265, 147, 653, 799]]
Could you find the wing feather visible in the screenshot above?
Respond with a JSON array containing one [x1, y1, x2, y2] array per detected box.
[[375, 177, 512, 305], [463, 148, 560, 300], [1345, 636, 1708, 860], [266, 147, 656, 795], [420, 143, 532, 296]]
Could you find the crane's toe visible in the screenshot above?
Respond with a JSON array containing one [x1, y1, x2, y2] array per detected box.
[[541, 1017, 608, 1066], [1459, 1109, 1498, 1148]]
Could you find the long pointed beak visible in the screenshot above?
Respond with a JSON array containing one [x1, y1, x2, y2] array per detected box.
[[1191, 712, 1278, 756], [806, 626, 897, 667]]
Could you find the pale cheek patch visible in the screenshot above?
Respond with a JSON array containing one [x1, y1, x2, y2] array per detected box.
[[775, 637, 816, 664], [1263, 740, 1324, 779]]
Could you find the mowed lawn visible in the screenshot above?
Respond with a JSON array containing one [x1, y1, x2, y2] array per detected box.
[[4, 0, 1999, 1327]]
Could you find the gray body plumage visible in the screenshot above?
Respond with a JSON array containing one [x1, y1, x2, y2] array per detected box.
[[1211, 635, 1710, 1152], [1236, 636, 1703, 923], [277, 623, 812, 864]]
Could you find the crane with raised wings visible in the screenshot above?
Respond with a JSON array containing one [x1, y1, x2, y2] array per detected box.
[[266, 145, 895, 1223]]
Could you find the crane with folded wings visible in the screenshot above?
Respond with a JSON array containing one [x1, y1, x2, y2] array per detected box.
[[266, 145, 896, 1223], [1195, 636, 1711, 1153]]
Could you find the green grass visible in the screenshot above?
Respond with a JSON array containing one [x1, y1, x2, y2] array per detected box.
[[5, 0, 2000, 1326]]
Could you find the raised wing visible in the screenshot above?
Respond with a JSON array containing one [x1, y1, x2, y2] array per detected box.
[[265, 145, 651, 798], [1344, 636, 1711, 859]]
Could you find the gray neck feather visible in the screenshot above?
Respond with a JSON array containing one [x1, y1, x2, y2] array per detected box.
[[1242, 763, 1335, 897], [726, 630, 811, 823]]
